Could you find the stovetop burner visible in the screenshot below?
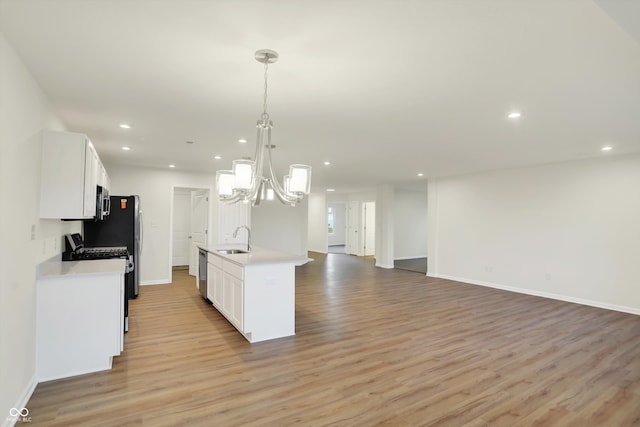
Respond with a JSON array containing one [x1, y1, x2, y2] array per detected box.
[[72, 247, 129, 260]]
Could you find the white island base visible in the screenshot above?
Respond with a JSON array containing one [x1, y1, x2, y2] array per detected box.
[[201, 247, 307, 343]]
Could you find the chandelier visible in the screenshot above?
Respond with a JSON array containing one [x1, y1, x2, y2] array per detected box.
[[216, 49, 312, 206]]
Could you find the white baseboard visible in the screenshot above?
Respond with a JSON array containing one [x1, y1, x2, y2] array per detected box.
[[394, 255, 428, 261], [308, 248, 328, 254], [3, 374, 37, 427], [428, 273, 640, 316], [140, 279, 170, 286], [376, 262, 394, 269]]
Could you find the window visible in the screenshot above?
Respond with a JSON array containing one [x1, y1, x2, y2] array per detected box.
[[327, 207, 335, 234]]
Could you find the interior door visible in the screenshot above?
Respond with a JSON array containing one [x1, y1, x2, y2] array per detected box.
[[347, 201, 360, 255], [189, 189, 209, 276], [172, 190, 191, 266]]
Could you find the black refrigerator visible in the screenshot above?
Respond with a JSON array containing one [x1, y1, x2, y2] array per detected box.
[[84, 195, 142, 300]]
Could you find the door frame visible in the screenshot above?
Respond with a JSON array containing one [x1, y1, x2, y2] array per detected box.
[[168, 185, 212, 284]]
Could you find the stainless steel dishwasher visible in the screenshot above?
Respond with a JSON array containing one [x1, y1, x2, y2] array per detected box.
[[198, 248, 209, 302]]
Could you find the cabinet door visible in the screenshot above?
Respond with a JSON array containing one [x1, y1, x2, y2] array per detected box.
[[83, 139, 99, 217], [40, 130, 99, 219], [222, 273, 233, 318], [208, 263, 223, 308], [96, 160, 110, 192], [230, 275, 243, 330]]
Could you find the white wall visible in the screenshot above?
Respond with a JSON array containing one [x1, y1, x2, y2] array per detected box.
[[251, 199, 309, 257], [375, 185, 395, 268], [428, 155, 640, 314], [327, 190, 376, 203], [394, 187, 428, 260], [307, 192, 327, 253], [104, 163, 216, 284], [0, 31, 76, 426]]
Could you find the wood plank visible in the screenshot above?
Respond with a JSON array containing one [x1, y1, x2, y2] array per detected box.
[[25, 252, 640, 426]]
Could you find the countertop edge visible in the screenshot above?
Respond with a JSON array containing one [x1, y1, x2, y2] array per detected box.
[[38, 258, 127, 279], [198, 244, 310, 266]]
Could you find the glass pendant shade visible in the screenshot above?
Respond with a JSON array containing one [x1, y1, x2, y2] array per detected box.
[[284, 175, 293, 197], [288, 164, 312, 194], [233, 159, 255, 190], [216, 170, 234, 196]]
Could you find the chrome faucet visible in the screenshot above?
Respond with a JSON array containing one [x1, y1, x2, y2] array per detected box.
[[233, 225, 251, 253]]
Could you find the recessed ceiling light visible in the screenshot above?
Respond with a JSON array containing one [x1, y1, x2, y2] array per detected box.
[[119, 123, 131, 129], [327, 188, 335, 192], [121, 146, 131, 151], [214, 155, 222, 160], [324, 161, 331, 166], [238, 138, 247, 144], [169, 164, 175, 168], [601, 146, 613, 152], [508, 112, 521, 119], [417, 173, 424, 177]]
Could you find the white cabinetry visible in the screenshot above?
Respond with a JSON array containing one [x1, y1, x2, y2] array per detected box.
[[222, 260, 244, 330], [36, 260, 125, 381], [204, 250, 296, 343], [97, 161, 110, 192], [206, 253, 223, 308], [40, 130, 107, 219]]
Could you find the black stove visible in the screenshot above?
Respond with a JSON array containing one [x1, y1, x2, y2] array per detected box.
[[71, 246, 130, 260], [62, 233, 129, 261], [62, 233, 134, 333]]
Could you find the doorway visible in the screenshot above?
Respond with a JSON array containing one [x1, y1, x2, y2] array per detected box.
[[327, 202, 347, 254], [345, 201, 375, 256], [172, 189, 191, 268], [170, 187, 210, 282]]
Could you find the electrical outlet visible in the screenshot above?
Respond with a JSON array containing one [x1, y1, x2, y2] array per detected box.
[[31, 224, 36, 240], [545, 273, 551, 280]]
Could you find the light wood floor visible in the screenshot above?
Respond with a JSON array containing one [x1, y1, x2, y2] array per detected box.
[[27, 252, 640, 426]]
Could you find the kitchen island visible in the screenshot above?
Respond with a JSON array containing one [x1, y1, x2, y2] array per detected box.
[[198, 245, 309, 343]]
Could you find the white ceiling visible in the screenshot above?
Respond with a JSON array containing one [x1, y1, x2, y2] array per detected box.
[[1, 0, 639, 193]]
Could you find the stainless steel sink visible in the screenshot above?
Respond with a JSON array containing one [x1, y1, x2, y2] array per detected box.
[[217, 249, 249, 255]]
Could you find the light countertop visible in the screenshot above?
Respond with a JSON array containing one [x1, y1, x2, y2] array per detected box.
[[198, 244, 310, 267], [38, 258, 127, 279]]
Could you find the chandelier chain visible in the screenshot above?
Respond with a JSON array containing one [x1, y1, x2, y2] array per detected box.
[[262, 60, 269, 120]]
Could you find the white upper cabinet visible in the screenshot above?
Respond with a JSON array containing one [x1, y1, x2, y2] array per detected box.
[[99, 163, 111, 192], [40, 130, 107, 219], [83, 140, 99, 217]]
